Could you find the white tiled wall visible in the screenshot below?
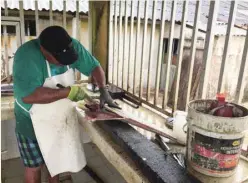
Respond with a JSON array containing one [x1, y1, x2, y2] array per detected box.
[[1, 120, 20, 160]]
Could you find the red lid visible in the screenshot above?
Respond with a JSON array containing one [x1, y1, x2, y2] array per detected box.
[[216, 93, 225, 102]]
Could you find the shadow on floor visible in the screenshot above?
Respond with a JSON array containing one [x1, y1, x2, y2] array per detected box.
[[1, 143, 127, 183]]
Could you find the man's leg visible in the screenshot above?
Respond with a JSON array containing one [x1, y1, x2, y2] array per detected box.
[[48, 174, 59, 183], [43, 166, 59, 183], [24, 166, 59, 183], [16, 132, 45, 183], [24, 166, 42, 183]]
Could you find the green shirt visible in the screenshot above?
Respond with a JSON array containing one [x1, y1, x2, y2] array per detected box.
[[13, 38, 100, 140]]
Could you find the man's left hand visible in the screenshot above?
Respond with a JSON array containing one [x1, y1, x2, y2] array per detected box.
[[99, 87, 121, 109]]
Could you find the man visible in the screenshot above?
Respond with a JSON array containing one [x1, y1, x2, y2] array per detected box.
[[13, 26, 119, 183]]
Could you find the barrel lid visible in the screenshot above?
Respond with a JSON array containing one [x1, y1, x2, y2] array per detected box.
[[216, 93, 225, 102]]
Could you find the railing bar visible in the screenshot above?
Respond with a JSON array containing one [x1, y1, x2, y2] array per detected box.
[[127, 0, 135, 92], [76, 0, 80, 40], [154, 0, 166, 106], [88, 2, 93, 53], [35, 1, 39, 36], [4, 31, 9, 81], [198, 1, 219, 99], [133, 1, 141, 95], [117, 1, 123, 87], [139, 0, 149, 98], [235, 28, 248, 103], [185, 0, 201, 110], [125, 90, 172, 117], [172, 0, 188, 112], [75, 0, 81, 80], [146, 0, 157, 102], [162, 0, 176, 109], [3, 1, 9, 80], [112, 1, 118, 85], [49, 0, 53, 25], [16, 24, 21, 47], [1, 21, 21, 25], [4, 0, 8, 15], [217, 1, 237, 93], [108, 1, 113, 84], [19, 0, 25, 43], [63, 0, 67, 29], [122, 1, 128, 89]]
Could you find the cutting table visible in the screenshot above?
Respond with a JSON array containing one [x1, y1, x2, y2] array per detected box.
[[2, 84, 248, 183]]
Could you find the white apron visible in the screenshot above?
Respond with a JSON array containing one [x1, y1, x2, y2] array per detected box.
[[15, 61, 87, 177]]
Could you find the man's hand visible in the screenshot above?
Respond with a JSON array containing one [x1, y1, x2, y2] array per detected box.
[[99, 87, 121, 109], [68, 85, 89, 102], [91, 66, 121, 109]]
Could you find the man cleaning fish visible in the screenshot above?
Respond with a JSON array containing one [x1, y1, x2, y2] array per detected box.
[[13, 26, 120, 183]]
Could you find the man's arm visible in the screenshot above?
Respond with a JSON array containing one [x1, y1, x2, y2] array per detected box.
[[91, 66, 121, 109], [22, 87, 70, 104], [72, 39, 121, 109], [91, 66, 106, 88]]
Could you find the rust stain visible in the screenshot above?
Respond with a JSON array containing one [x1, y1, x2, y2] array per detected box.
[[8, 36, 11, 48], [1, 37, 3, 47]]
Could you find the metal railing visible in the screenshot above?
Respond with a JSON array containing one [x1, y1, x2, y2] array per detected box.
[[108, 0, 248, 116], [1, 0, 248, 114]]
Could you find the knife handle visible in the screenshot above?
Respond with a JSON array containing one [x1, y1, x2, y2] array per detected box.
[[56, 84, 65, 89]]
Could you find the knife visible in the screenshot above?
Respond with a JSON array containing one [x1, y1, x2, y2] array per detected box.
[[56, 84, 66, 89], [57, 83, 116, 113]]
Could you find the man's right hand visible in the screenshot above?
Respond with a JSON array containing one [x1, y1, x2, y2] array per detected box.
[[99, 87, 121, 109]]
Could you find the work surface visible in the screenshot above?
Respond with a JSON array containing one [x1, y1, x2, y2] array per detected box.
[[2, 94, 248, 183], [76, 97, 248, 183]]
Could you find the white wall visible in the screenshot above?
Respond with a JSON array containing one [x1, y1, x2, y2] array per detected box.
[[108, 22, 183, 92], [207, 36, 247, 101], [108, 20, 247, 103], [1, 16, 90, 80]]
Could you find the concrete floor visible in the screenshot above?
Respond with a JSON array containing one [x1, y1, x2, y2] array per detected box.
[[1, 143, 127, 183]]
